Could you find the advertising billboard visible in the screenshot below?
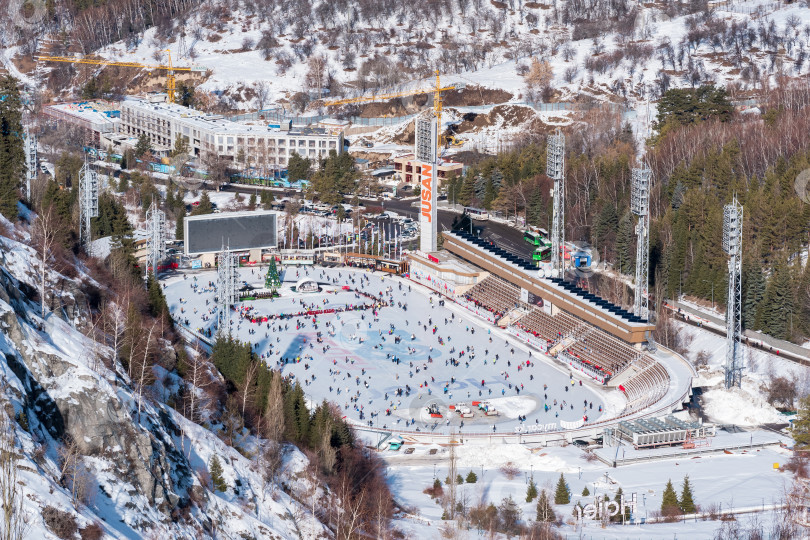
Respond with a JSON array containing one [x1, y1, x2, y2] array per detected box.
[[184, 210, 277, 255]]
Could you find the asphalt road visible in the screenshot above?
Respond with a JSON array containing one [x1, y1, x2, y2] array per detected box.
[[108, 166, 534, 259], [377, 197, 534, 259]]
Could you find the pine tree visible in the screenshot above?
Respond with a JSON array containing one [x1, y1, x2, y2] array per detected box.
[[535, 489, 556, 522], [175, 209, 185, 241], [0, 75, 25, 220], [209, 455, 227, 492], [612, 487, 630, 523], [498, 496, 521, 536], [661, 479, 680, 516], [615, 211, 635, 274], [194, 191, 213, 215], [743, 263, 765, 330], [265, 257, 282, 292], [582, 486, 590, 496], [465, 471, 477, 483], [554, 473, 570, 504], [171, 134, 189, 157], [594, 203, 618, 254], [473, 174, 488, 204], [680, 475, 696, 514], [459, 171, 476, 207], [526, 477, 538, 502], [760, 258, 794, 339], [456, 474, 464, 485], [249, 192, 257, 210], [792, 394, 810, 449], [260, 189, 274, 207], [134, 134, 152, 157], [146, 272, 170, 321], [671, 181, 686, 209]]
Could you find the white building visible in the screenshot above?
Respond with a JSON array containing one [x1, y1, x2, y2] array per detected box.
[[118, 96, 344, 169]]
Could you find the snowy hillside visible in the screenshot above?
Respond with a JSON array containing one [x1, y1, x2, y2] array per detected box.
[[0, 211, 330, 539], [69, 0, 810, 117]]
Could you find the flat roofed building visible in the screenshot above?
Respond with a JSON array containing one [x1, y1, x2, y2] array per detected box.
[[393, 153, 463, 186], [118, 97, 344, 169], [42, 101, 120, 147]]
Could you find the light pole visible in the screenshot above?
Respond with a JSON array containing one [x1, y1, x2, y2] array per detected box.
[[702, 279, 714, 311]]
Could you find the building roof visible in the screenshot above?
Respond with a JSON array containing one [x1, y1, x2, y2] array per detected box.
[[45, 101, 120, 132], [393, 153, 462, 166], [122, 98, 339, 138]]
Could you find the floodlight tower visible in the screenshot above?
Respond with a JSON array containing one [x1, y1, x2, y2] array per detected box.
[[631, 166, 651, 320], [144, 200, 166, 281], [78, 163, 98, 246], [24, 130, 37, 200], [547, 129, 565, 278], [216, 245, 238, 332], [723, 196, 744, 389]]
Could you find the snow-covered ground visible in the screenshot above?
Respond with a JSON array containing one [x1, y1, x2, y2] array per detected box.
[[384, 433, 794, 539], [0, 211, 333, 539], [163, 266, 613, 434], [676, 319, 809, 426]]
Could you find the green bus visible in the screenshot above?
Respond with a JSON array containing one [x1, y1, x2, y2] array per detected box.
[[532, 246, 552, 263], [524, 229, 550, 247]]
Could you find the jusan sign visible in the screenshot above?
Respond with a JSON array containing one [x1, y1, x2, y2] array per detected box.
[[575, 493, 637, 521]]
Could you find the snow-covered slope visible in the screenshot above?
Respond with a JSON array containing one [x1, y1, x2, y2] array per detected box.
[[0, 212, 329, 539], [77, 0, 810, 116]]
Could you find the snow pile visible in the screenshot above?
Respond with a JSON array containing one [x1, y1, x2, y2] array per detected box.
[[455, 443, 570, 472], [701, 384, 785, 426], [486, 395, 536, 419]]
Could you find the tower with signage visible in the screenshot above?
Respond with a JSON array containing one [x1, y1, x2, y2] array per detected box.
[[416, 117, 438, 252]]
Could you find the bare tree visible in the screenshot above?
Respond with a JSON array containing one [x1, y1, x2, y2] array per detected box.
[[33, 204, 59, 316], [58, 436, 90, 508], [0, 412, 29, 540], [263, 371, 285, 443], [181, 344, 214, 458], [102, 299, 127, 370], [240, 361, 259, 418], [135, 321, 157, 421], [254, 81, 271, 111], [448, 440, 458, 519]]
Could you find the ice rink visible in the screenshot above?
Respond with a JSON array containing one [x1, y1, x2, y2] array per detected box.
[[163, 265, 610, 433]]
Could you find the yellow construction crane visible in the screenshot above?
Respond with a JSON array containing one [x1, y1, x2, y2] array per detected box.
[[37, 50, 205, 103], [324, 70, 464, 156]]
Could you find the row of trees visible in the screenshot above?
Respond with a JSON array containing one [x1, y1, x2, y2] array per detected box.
[[207, 333, 393, 534], [439, 83, 810, 343]]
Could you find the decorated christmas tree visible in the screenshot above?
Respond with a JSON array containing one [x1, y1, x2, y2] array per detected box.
[[265, 257, 281, 293]]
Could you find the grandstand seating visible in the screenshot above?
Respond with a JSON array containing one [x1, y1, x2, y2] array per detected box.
[[463, 275, 524, 318], [513, 308, 581, 349], [619, 357, 670, 409], [511, 304, 655, 388], [566, 327, 641, 377]]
